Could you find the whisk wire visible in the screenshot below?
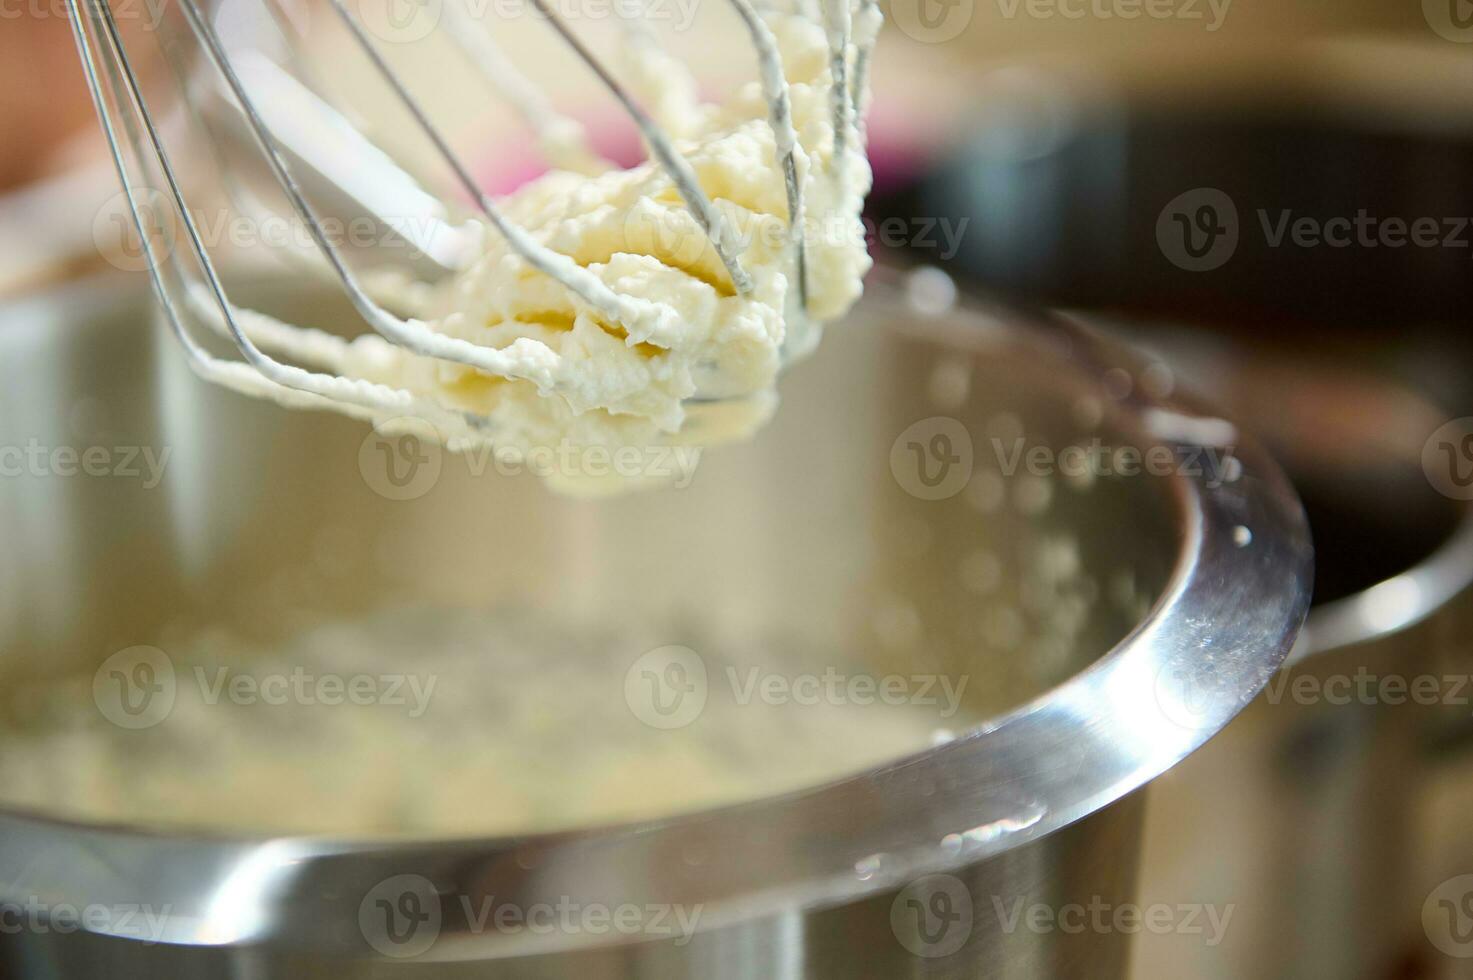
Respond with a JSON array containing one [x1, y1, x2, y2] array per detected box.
[[67, 0, 878, 434], [822, 0, 852, 164], [183, 0, 580, 390], [69, 0, 480, 430], [321, 0, 683, 344], [725, 0, 807, 307], [525, 0, 756, 296], [440, 0, 609, 176]]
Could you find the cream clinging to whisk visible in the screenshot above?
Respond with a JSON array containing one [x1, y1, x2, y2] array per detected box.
[[70, 0, 882, 493]]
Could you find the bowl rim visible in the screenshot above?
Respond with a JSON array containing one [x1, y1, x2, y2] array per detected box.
[[0, 274, 1313, 960], [1300, 510, 1473, 659]]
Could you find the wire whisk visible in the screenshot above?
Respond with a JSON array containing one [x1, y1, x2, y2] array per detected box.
[[67, 0, 882, 444]]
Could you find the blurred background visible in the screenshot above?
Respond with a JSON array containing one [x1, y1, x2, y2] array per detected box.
[[0, 0, 1470, 977]]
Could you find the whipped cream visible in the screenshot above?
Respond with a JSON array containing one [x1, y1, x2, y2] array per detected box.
[[211, 4, 877, 495]]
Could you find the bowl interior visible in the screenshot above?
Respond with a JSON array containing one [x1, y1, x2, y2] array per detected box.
[[0, 278, 1177, 836]]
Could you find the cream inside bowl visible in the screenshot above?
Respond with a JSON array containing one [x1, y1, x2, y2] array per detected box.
[[0, 273, 1310, 977], [0, 274, 1172, 839]]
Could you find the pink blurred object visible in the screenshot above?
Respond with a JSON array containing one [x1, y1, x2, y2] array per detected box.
[[865, 97, 950, 192], [471, 94, 945, 197], [472, 114, 642, 195]]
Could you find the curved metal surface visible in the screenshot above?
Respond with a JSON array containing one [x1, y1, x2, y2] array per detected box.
[[1126, 320, 1473, 980], [1298, 514, 1473, 663], [0, 273, 1312, 968]]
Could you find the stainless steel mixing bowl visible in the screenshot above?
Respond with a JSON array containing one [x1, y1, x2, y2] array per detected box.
[[1127, 330, 1473, 980], [0, 273, 1310, 977]]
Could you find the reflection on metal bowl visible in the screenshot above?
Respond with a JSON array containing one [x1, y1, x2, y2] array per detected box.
[[0, 273, 1308, 977], [1126, 325, 1473, 980]]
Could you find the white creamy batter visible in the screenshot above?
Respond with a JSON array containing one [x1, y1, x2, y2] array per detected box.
[[0, 606, 955, 836], [204, 3, 880, 494]]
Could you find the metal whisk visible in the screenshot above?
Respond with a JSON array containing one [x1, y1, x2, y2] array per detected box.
[[65, 0, 880, 433]]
